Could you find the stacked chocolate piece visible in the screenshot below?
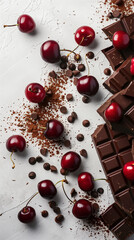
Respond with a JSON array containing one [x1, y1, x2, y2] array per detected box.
[[92, 13, 134, 240]]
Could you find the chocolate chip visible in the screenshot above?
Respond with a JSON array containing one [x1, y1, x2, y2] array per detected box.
[[49, 71, 57, 78], [60, 168, 68, 175], [49, 201, 57, 208], [28, 157, 36, 165], [61, 55, 68, 63], [78, 64, 85, 72], [63, 140, 71, 148], [74, 54, 81, 62], [28, 171, 36, 179], [36, 156, 43, 162], [66, 93, 73, 101], [55, 214, 64, 223], [73, 70, 80, 76], [112, 10, 121, 18], [77, 134, 84, 141], [70, 188, 77, 197], [115, 0, 123, 5], [67, 115, 75, 123], [69, 63, 76, 71], [80, 149, 87, 158], [71, 112, 77, 119], [43, 162, 50, 170], [107, 12, 113, 19], [53, 207, 61, 214], [31, 112, 39, 120], [92, 203, 99, 214], [41, 210, 48, 217], [60, 106, 67, 114], [91, 190, 98, 198], [82, 96, 90, 103], [46, 89, 53, 96], [104, 68, 111, 76], [82, 120, 90, 127], [73, 77, 78, 86], [66, 70, 73, 78], [60, 62, 67, 69], [86, 51, 94, 59], [50, 165, 57, 173], [97, 187, 104, 194], [40, 148, 48, 156]]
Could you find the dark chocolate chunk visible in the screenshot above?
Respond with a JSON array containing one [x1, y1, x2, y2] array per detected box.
[[40, 148, 48, 156], [66, 93, 73, 101], [113, 10, 121, 18], [77, 134, 84, 142], [86, 51, 94, 59], [50, 165, 57, 173], [73, 70, 80, 76], [82, 119, 90, 127], [49, 201, 57, 208], [78, 64, 85, 72], [53, 207, 61, 214], [29, 157, 36, 165], [66, 70, 73, 78], [55, 214, 64, 223], [61, 55, 68, 63], [74, 54, 81, 62], [97, 187, 104, 194], [60, 62, 67, 69], [102, 46, 124, 70], [73, 77, 78, 86], [69, 63, 76, 71], [91, 190, 99, 198], [107, 12, 113, 19], [41, 210, 48, 217], [60, 106, 67, 114], [115, 0, 123, 5], [31, 112, 39, 120], [71, 111, 77, 119], [67, 115, 75, 123], [28, 171, 36, 179], [43, 162, 50, 170], [63, 140, 71, 148], [80, 149, 87, 158], [82, 96, 90, 103], [104, 68, 111, 76], [49, 71, 57, 78], [36, 156, 43, 163]]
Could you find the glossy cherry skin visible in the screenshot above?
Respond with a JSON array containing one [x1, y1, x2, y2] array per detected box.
[[44, 119, 64, 140], [38, 180, 57, 199], [18, 206, 36, 223], [105, 102, 123, 122], [75, 26, 95, 46], [72, 199, 92, 219], [78, 172, 94, 192], [123, 161, 134, 181], [25, 83, 46, 103], [17, 15, 35, 33], [6, 135, 26, 152], [113, 31, 130, 50], [41, 40, 61, 63], [77, 75, 99, 97], [130, 58, 134, 75], [61, 151, 81, 172]]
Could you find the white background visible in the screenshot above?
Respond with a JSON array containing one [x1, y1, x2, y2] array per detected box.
[[0, 0, 133, 239]]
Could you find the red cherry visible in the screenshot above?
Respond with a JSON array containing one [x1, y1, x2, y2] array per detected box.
[[75, 26, 95, 46], [6, 135, 26, 152], [38, 180, 57, 199], [123, 161, 134, 181], [4, 15, 35, 33], [44, 119, 64, 140], [78, 172, 94, 191], [25, 83, 46, 103], [72, 199, 92, 219], [77, 75, 99, 97], [18, 206, 36, 223], [105, 102, 123, 122], [130, 58, 134, 75], [113, 31, 130, 50], [61, 151, 81, 172], [41, 40, 61, 63]]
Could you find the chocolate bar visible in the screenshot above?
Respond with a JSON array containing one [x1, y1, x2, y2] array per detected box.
[[102, 13, 134, 70], [101, 203, 134, 240], [103, 56, 134, 94], [92, 123, 134, 218], [97, 81, 134, 136]]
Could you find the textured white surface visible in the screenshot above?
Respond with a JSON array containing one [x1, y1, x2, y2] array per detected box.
[[0, 0, 133, 240]]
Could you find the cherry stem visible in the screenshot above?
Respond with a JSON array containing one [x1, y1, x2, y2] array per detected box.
[[60, 49, 76, 55], [3, 24, 18, 28], [61, 180, 74, 204], [10, 151, 15, 169], [94, 178, 109, 182], [85, 55, 90, 76], [25, 192, 39, 207]]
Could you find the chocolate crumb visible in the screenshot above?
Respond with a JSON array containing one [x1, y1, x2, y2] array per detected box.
[[53, 207, 61, 214], [71, 111, 77, 119], [49, 71, 57, 78], [86, 51, 94, 59], [78, 64, 85, 72], [82, 96, 90, 103], [49, 201, 57, 208], [28, 171, 36, 179], [73, 77, 78, 86], [41, 210, 48, 217], [28, 157, 36, 165], [97, 187, 104, 194], [92, 203, 99, 214], [60, 106, 67, 114], [74, 54, 81, 62], [104, 68, 111, 76], [82, 120, 90, 127], [60, 62, 67, 69], [67, 115, 75, 123], [40, 148, 48, 156], [61, 55, 68, 63], [77, 134, 84, 142], [73, 70, 80, 76], [36, 156, 43, 163], [66, 70, 73, 78], [71, 188, 77, 197], [31, 112, 39, 120], [43, 162, 50, 170], [55, 214, 64, 224], [50, 165, 57, 173], [63, 140, 71, 148], [91, 190, 99, 198], [80, 149, 87, 158], [66, 93, 73, 101], [69, 63, 76, 71]]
